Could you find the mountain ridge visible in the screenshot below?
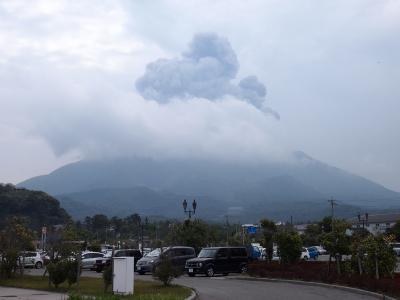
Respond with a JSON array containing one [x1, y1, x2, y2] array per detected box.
[[18, 154, 400, 221]]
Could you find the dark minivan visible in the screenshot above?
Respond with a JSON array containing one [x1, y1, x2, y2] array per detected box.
[[136, 246, 196, 275], [185, 247, 248, 277]]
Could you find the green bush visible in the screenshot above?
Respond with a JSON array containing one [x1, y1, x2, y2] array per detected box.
[[276, 231, 302, 264], [0, 249, 18, 279], [66, 259, 80, 287], [102, 264, 113, 292], [152, 254, 182, 286], [47, 261, 68, 288]]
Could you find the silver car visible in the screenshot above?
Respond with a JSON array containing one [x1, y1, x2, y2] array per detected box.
[[81, 251, 104, 270], [19, 251, 44, 269]]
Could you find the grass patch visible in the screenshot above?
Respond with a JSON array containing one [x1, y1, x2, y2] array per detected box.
[[0, 275, 191, 300]]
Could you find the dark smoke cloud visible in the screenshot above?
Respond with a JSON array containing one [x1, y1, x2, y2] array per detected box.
[[136, 33, 279, 118]]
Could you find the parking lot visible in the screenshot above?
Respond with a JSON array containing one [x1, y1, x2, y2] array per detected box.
[[22, 267, 386, 300]]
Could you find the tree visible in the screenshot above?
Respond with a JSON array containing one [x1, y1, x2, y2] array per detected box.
[[166, 220, 217, 253], [358, 234, 397, 279], [276, 230, 302, 264], [319, 216, 332, 233], [260, 219, 277, 262], [0, 217, 34, 278], [388, 219, 400, 241], [320, 219, 351, 275], [302, 223, 322, 246], [0, 184, 70, 230]]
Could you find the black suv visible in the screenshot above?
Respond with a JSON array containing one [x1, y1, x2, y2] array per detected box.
[[185, 247, 248, 277], [95, 249, 142, 272], [136, 246, 196, 275]]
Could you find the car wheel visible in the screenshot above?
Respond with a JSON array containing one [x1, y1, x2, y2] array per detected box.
[[95, 267, 103, 273], [35, 261, 43, 269], [222, 273, 229, 276], [205, 266, 214, 277], [188, 273, 195, 277], [240, 264, 247, 274], [138, 271, 145, 275]]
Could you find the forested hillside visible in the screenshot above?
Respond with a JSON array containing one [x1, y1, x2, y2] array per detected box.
[[0, 183, 70, 230]]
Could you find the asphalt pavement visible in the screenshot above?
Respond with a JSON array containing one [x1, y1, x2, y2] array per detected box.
[[0, 286, 65, 300], [22, 268, 384, 300], [137, 273, 380, 300]]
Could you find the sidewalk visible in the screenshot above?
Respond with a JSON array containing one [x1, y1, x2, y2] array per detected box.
[[0, 286, 66, 300]]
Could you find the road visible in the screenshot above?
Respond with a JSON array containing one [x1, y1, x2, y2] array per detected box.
[[24, 268, 380, 300], [0, 286, 65, 300]]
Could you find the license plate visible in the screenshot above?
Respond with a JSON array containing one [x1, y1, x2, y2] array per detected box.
[[189, 268, 193, 273], [137, 266, 141, 270]]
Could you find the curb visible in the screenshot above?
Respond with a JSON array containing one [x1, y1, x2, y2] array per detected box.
[[185, 287, 198, 300], [230, 276, 397, 300]]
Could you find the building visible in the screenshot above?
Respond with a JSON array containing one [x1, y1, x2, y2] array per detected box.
[[293, 224, 309, 235], [348, 213, 400, 235]]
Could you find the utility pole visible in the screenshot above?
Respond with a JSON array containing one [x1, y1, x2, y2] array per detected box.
[[328, 198, 338, 232]]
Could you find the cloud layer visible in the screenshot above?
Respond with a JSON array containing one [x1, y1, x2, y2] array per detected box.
[[136, 33, 279, 118]]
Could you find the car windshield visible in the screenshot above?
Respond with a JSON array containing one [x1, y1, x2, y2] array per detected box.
[[146, 249, 161, 257], [198, 249, 217, 258]]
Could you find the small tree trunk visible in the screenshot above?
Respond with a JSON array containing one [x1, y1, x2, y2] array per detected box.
[[328, 254, 332, 274], [375, 250, 379, 280], [76, 253, 81, 288], [357, 254, 362, 275], [336, 254, 341, 276]]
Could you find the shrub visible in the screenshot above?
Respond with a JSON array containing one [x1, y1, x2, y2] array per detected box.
[[66, 259, 80, 287], [276, 231, 302, 264], [0, 250, 18, 279], [102, 264, 113, 292], [47, 261, 68, 288], [152, 254, 182, 286]]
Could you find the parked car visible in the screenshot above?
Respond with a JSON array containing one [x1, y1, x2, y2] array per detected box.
[[247, 244, 262, 261], [136, 246, 195, 275], [185, 247, 248, 277], [95, 249, 142, 272], [81, 251, 104, 270], [39, 251, 50, 264], [391, 243, 400, 256], [18, 251, 44, 269], [313, 245, 327, 255], [300, 248, 309, 260], [307, 247, 320, 260]]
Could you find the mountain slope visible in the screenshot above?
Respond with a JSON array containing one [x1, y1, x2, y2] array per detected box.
[[18, 154, 400, 221], [0, 184, 70, 229]]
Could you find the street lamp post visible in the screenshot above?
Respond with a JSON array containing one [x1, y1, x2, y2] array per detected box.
[[182, 199, 197, 220]]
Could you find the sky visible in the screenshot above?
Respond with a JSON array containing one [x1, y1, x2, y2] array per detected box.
[[0, 0, 399, 191]]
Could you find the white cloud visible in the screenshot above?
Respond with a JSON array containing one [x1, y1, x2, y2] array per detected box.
[[0, 0, 399, 191]]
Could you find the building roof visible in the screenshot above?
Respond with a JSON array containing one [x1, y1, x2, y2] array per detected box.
[[348, 213, 400, 225]]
